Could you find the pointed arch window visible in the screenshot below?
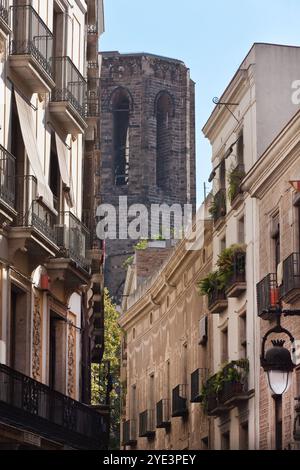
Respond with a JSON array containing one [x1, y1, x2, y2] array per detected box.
[[156, 92, 174, 189], [112, 89, 130, 186]]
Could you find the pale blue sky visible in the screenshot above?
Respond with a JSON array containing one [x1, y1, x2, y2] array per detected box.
[[100, 0, 300, 204]]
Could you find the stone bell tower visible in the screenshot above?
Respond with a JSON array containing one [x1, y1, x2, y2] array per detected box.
[[99, 51, 196, 302]]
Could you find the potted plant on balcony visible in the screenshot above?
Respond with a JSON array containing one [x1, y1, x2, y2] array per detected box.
[[208, 191, 226, 220], [227, 164, 245, 204]]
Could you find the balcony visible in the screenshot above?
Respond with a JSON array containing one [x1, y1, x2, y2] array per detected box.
[[190, 368, 208, 403], [257, 273, 278, 320], [156, 399, 171, 429], [0, 363, 108, 450], [279, 253, 300, 304], [0, 145, 16, 220], [209, 188, 226, 226], [139, 410, 155, 439], [172, 384, 188, 417], [208, 287, 228, 314], [225, 252, 246, 298], [219, 362, 249, 406], [0, 0, 9, 35], [50, 57, 87, 135], [9, 5, 55, 93], [9, 176, 59, 258], [122, 420, 137, 446]]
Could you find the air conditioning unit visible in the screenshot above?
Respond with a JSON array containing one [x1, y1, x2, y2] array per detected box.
[[199, 315, 208, 346]]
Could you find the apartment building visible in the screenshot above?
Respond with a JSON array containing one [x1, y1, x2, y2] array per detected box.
[[0, 0, 107, 450], [202, 43, 300, 450], [120, 203, 213, 450], [243, 109, 300, 450]]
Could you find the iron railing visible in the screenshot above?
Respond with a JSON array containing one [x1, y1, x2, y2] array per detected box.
[[0, 363, 108, 449], [122, 419, 137, 446], [0, 0, 8, 26], [280, 253, 300, 300], [56, 212, 91, 273], [139, 409, 155, 438], [10, 5, 53, 78], [52, 57, 87, 119], [0, 145, 15, 209], [191, 369, 208, 403], [219, 362, 248, 404], [15, 176, 58, 245], [256, 273, 278, 318], [156, 399, 170, 428], [172, 384, 188, 417]]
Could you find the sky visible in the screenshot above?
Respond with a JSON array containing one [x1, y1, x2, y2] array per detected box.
[[100, 0, 300, 204]]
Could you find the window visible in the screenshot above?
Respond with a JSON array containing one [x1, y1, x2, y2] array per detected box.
[[201, 437, 209, 450], [149, 374, 155, 411], [239, 422, 249, 450], [49, 133, 60, 211], [221, 327, 228, 364], [220, 236, 226, 253], [132, 327, 136, 340], [239, 313, 247, 359], [238, 216, 245, 244], [112, 89, 130, 186], [219, 159, 226, 189], [10, 285, 27, 373], [149, 312, 153, 326], [271, 214, 280, 269], [156, 92, 173, 189], [236, 131, 244, 166]]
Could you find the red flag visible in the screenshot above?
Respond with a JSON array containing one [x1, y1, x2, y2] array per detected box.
[[289, 181, 300, 192]]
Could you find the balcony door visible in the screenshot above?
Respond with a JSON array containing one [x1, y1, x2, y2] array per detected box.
[[49, 311, 66, 393], [10, 284, 28, 374]]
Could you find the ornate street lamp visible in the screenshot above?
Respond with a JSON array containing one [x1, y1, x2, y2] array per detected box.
[[260, 314, 296, 396]]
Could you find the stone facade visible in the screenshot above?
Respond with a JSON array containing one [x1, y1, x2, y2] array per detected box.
[[100, 52, 196, 302], [119, 203, 213, 450]]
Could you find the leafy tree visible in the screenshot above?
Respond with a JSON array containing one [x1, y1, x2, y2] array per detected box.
[[91, 289, 121, 449]]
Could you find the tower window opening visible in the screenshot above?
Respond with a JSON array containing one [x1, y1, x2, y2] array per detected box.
[[113, 91, 130, 186], [156, 93, 173, 189]]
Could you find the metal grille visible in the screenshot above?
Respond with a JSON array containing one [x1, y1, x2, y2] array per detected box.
[[256, 273, 278, 317], [172, 384, 188, 417], [10, 5, 53, 78], [280, 253, 300, 299]]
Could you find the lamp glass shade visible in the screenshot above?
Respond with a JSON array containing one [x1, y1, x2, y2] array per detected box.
[[267, 370, 292, 396]]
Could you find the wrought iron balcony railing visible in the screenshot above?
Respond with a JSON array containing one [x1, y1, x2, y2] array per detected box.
[[15, 176, 58, 245], [190, 368, 208, 403], [279, 253, 300, 303], [172, 384, 188, 417], [256, 273, 278, 320], [156, 399, 171, 428], [56, 212, 91, 273], [52, 57, 87, 119], [0, 0, 8, 27], [226, 251, 246, 297], [0, 145, 15, 209], [10, 5, 53, 78], [122, 419, 137, 446], [0, 363, 108, 449], [139, 409, 155, 438]]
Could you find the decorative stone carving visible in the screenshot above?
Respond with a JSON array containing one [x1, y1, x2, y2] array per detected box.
[[32, 292, 42, 381]]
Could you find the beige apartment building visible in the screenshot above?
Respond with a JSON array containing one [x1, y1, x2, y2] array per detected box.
[[0, 0, 107, 449], [120, 204, 213, 450], [202, 43, 300, 450], [243, 110, 300, 450]]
